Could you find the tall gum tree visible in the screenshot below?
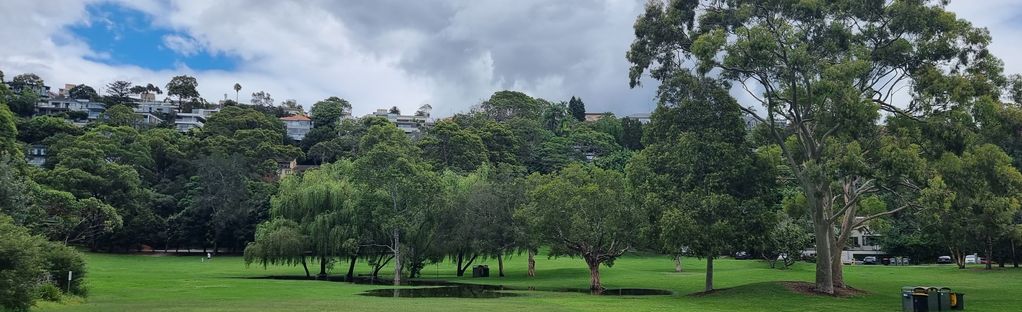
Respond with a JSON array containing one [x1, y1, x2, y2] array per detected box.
[[628, 0, 1006, 294]]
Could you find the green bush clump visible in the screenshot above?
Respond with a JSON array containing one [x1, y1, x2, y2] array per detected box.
[[0, 216, 87, 311]]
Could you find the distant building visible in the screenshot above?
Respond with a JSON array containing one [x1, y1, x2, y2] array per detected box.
[[277, 159, 318, 179], [584, 112, 610, 122], [25, 144, 47, 167], [174, 112, 206, 132], [57, 84, 77, 97], [280, 115, 313, 141], [137, 112, 164, 125], [625, 113, 651, 124], [370, 109, 430, 134], [36, 98, 105, 120], [136, 101, 177, 114], [68, 100, 105, 120], [35, 99, 73, 116], [4, 81, 50, 99]]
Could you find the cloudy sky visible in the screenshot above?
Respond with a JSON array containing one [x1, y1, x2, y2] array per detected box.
[[1, 1, 1020, 118]]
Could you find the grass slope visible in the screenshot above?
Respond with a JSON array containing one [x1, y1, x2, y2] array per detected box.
[[33, 252, 1022, 312]]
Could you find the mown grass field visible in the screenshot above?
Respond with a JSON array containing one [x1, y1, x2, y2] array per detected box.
[[34, 252, 1022, 311]]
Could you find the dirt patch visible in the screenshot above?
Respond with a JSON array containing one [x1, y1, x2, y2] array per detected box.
[[781, 281, 867, 297]]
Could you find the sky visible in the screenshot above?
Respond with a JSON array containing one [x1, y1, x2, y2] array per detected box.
[[1, 1, 1020, 118]]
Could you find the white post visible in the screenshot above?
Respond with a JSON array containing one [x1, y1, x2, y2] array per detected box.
[[67, 271, 72, 293]]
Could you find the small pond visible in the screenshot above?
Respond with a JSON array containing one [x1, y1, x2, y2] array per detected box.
[[247, 275, 673, 298]]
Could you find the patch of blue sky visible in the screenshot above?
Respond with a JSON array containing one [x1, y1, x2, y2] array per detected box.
[[67, 2, 238, 71]]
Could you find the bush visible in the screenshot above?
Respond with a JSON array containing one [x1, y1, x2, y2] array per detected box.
[[0, 216, 45, 312], [0, 216, 88, 311], [35, 283, 62, 302], [41, 241, 87, 296]]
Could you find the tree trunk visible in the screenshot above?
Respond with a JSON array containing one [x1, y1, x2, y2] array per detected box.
[[456, 253, 464, 276], [704, 256, 714, 292], [809, 187, 833, 294], [673, 254, 683, 272], [346, 255, 357, 281], [456, 253, 478, 277], [301, 257, 310, 278], [497, 253, 505, 277], [393, 229, 402, 285], [527, 249, 536, 277], [830, 233, 845, 289], [586, 258, 602, 291], [831, 201, 858, 290], [319, 256, 328, 278], [951, 246, 966, 269], [1012, 240, 1018, 268], [986, 236, 994, 270]]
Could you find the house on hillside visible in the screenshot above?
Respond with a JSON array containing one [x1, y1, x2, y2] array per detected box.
[[4, 81, 50, 99], [25, 144, 47, 167], [584, 112, 610, 122], [280, 115, 313, 141], [174, 112, 205, 132], [370, 109, 430, 134], [625, 113, 651, 124]]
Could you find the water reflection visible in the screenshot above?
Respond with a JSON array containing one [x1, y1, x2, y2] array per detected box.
[[246, 275, 673, 298]]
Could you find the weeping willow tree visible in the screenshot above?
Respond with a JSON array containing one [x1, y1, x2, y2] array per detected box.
[[244, 161, 361, 279], [244, 219, 309, 276]]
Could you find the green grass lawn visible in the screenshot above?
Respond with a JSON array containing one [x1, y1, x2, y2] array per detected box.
[[33, 252, 1022, 311]]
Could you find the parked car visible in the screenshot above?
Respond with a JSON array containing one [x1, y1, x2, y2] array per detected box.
[[937, 256, 953, 264], [965, 254, 981, 264], [862, 256, 878, 265], [734, 251, 753, 260]]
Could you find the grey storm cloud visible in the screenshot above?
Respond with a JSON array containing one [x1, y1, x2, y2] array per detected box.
[[1, 0, 1018, 118], [317, 0, 659, 115]]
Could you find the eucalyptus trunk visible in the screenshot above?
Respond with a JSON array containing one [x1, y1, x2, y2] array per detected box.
[[497, 253, 505, 277], [586, 259, 602, 291], [527, 249, 536, 277], [704, 256, 714, 292], [808, 184, 835, 294], [951, 247, 966, 269], [392, 229, 402, 285]]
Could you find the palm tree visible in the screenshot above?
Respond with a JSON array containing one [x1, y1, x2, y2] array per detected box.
[[233, 83, 242, 103]]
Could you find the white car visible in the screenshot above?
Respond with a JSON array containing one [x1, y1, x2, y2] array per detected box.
[[965, 254, 981, 264]]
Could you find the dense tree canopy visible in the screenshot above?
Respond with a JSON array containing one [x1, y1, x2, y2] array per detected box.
[[520, 164, 643, 290], [628, 0, 1009, 294]]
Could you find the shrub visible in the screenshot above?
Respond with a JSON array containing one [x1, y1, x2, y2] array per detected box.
[[35, 283, 62, 302], [0, 216, 45, 312], [0, 216, 89, 311], [41, 242, 88, 296]]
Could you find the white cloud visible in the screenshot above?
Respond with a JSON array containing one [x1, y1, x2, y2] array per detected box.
[[161, 34, 202, 56], [0, 0, 1018, 119]]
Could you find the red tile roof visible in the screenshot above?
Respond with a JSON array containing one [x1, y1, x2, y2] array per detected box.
[[280, 115, 311, 121]]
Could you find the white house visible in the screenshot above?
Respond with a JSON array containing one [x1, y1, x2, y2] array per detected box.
[[280, 115, 312, 140], [25, 144, 47, 167], [174, 113, 206, 132], [370, 109, 430, 134]]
